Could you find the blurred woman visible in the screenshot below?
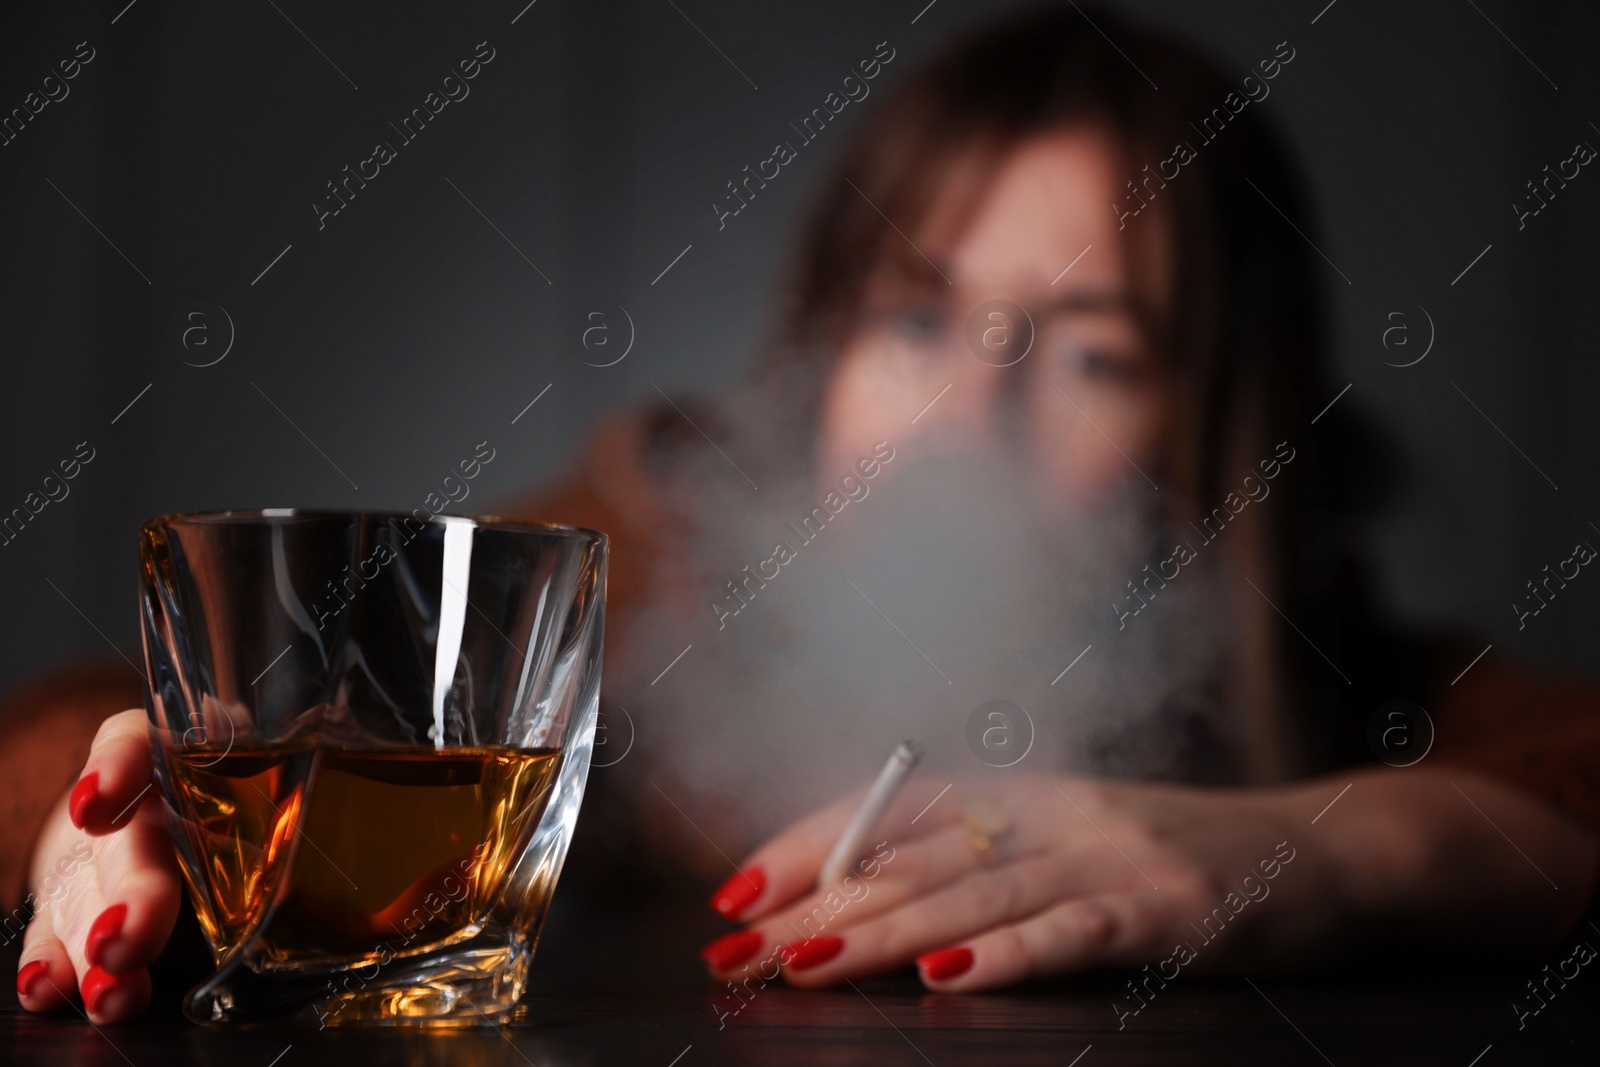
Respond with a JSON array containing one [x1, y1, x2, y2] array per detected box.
[[8, 5, 1598, 1019]]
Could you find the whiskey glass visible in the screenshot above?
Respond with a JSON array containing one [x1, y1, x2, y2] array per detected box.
[[138, 510, 607, 1026]]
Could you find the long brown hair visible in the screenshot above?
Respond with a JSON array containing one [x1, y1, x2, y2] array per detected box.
[[751, 4, 1410, 776]]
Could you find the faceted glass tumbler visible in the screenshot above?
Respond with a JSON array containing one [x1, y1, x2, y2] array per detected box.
[[138, 510, 607, 1027]]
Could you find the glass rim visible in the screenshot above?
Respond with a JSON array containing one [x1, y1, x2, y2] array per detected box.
[[140, 508, 608, 548]]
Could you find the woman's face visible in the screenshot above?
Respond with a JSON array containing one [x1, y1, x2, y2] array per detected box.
[[817, 126, 1173, 502]]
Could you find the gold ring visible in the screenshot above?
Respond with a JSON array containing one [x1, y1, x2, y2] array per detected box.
[[958, 799, 1013, 866]]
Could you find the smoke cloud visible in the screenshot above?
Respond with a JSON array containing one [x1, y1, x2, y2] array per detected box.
[[603, 387, 1244, 854]]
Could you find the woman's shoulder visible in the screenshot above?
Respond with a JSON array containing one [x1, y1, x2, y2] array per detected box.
[[500, 399, 723, 613]]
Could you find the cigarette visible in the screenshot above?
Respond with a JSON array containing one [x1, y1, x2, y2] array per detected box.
[[819, 740, 923, 887]]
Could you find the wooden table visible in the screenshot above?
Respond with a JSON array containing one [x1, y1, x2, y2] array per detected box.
[[5, 897, 1597, 1066]]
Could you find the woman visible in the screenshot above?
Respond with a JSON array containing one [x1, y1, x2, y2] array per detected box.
[[9, 5, 1599, 1020]]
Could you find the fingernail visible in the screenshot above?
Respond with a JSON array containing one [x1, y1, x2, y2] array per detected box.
[[700, 930, 764, 971], [710, 868, 766, 918], [16, 960, 48, 998], [68, 771, 100, 830], [85, 903, 128, 967], [917, 946, 974, 981], [782, 936, 843, 971], [80, 965, 124, 1017]]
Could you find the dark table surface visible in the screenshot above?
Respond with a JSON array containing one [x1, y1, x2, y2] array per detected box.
[[5, 897, 1598, 1067]]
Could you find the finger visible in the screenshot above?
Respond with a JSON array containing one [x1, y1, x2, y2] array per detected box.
[[704, 831, 949, 977], [68, 709, 152, 835], [707, 788, 866, 920], [81, 966, 152, 1024], [777, 852, 1076, 987], [19, 852, 156, 1022], [45, 843, 154, 1024], [719, 778, 958, 922], [746, 826, 988, 953], [17, 923, 76, 1013], [920, 892, 1172, 992], [80, 798, 182, 975]]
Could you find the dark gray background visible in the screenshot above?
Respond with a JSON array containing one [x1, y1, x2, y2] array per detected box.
[[2, 0, 1596, 697]]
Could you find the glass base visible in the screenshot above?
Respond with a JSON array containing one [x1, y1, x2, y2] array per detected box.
[[184, 931, 533, 1027]]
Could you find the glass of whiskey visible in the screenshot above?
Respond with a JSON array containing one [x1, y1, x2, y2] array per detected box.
[[138, 510, 607, 1026]]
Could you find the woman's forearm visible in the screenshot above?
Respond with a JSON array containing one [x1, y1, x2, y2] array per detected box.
[[1310, 767, 1599, 951]]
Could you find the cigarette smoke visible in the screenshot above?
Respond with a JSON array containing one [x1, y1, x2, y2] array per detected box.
[[602, 381, 1244, 855]]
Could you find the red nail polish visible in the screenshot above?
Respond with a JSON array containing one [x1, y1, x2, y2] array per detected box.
[[700, 930, 764, 971], [710, 868, 766, 918], [16, 960, 48, 998], [782, 936, 843, 971], [85, 903, 128, 967], [80, 965, 122, 1017], [917, 946, 974, 981], [68, 771, 100, 830]]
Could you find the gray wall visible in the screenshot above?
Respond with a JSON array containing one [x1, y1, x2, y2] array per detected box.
[[2, 0, 1597, 696]]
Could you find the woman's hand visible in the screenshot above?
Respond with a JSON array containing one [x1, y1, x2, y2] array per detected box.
[[15, 709, 182, 1023], [699, 769, 1598, 992]]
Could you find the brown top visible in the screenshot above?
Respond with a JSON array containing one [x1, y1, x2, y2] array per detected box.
[[1431, 656, 1600, 827], [0, 661, 143, 908]]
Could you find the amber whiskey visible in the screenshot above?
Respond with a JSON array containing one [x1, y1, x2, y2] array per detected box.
[[166, 744, 563, 968]]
